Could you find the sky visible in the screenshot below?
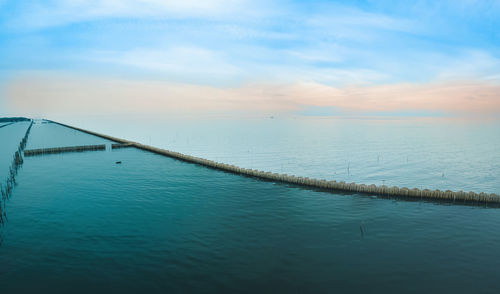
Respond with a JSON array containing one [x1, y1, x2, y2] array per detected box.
[[0, 0, 499, 118]]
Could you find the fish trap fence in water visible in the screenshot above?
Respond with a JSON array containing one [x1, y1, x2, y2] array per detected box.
[[24, 144, 106, 156], [111, 143, 134, 149], [1, 120, 33, 224], [50, 120, 500, 205]]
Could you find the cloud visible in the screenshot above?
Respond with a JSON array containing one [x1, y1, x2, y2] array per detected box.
[[1, 0, 500, 97], [2, 72, 295, 117], [285, 80, 500, 116], [304, 9, 418, 42], [4, 72, 500, 118], [1, 0, 261, 30], [436, 50, 500, 81], [89, 47, 241, 83], [87, 46, 500, 87]]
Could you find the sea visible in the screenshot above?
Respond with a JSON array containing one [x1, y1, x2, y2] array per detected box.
[[1, 116, 499, 293]]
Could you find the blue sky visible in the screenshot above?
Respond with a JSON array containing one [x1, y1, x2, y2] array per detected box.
[[1, 0, 499, 117]]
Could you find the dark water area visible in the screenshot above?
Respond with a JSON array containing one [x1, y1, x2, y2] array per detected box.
[[1, 120, 500, 293]]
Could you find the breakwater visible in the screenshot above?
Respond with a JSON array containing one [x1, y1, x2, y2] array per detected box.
[[24, 144, 106, 156], [50, 120, 500, 204], [1, 121, 33, 224]]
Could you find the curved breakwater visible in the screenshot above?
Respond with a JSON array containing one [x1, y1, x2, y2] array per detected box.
[[51, 120, 500, 204]]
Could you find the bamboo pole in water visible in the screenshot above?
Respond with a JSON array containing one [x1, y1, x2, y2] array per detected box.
[[49, 120, 500, 204]]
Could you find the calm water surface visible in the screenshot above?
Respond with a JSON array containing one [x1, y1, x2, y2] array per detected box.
[[26, 122, 113, 149], [69, 116, 500, 194], [0, 119, 500, 293]]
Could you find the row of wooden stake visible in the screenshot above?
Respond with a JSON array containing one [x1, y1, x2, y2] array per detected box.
[[1, 121, 33, 224], [51, 120, 500, 204]]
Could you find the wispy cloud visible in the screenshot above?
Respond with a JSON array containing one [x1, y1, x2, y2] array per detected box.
[[4, 72, 500, 118], [2, 0, 260, 30], [89, 47, 242, 83], [436, 50, 500, 81]]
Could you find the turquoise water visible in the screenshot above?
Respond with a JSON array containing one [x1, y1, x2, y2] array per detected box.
[[68, 116, 500, 194], [26, 121, 113, 149], [1, 120, 500, 293]]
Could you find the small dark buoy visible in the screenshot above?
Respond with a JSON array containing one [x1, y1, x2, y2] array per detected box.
[[116, 161, 122, 164]]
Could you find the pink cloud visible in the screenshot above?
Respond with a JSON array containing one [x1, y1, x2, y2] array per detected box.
[[3, 72, 500, 118]]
